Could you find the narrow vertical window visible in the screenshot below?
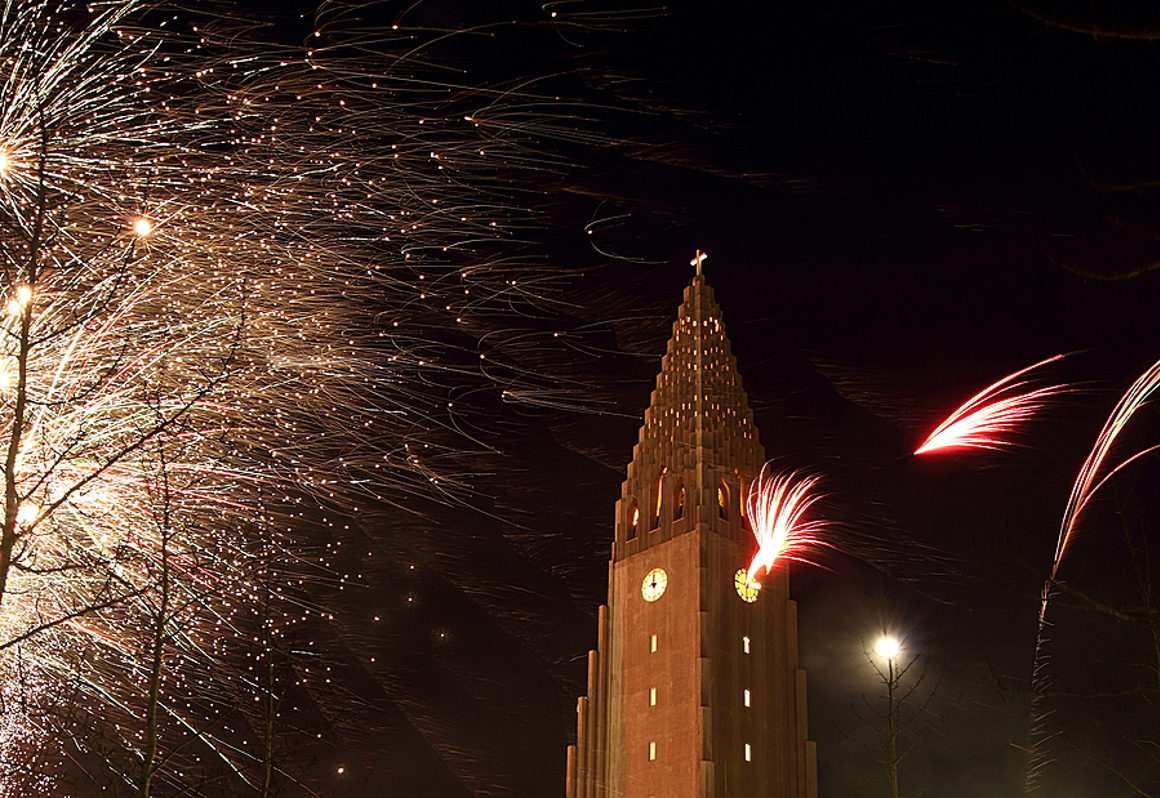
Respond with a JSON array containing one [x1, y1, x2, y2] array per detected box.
[[742, 636, 750, 654], [717, 480, 729, 520], [744, 743, 752, 762], [651, 469, 665, 530], [743, 689, 751, 707], [628, 501, 640, 540], [739, 474, 750, 530], [650, 634, 658, 653], [673, 479, 685, 520], [649, 687, 657, 706], [649, 742, 657, 761]]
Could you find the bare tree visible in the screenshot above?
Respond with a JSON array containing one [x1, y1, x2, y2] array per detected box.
[[837, 633, 952, 798]]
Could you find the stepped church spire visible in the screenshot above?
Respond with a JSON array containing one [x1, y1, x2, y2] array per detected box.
[[567, 254, 817, 798], [618, 250, 764, 558]]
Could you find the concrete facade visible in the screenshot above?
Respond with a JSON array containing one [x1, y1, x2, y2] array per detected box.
[[567, 268, 817, 798]]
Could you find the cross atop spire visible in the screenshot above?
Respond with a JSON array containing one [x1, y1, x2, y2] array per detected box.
[[690, 249, 708, 277]]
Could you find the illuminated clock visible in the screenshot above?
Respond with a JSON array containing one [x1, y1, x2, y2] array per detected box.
[[641, 568, 668, 601], [734, 569, 760, 603]]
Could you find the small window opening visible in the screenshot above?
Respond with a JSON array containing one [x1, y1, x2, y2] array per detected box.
[[649, 687, 657, 706], [744, 689, 751, 707], [650, 634, 658, 653], [628, 501, 640, 540], [717, 480, 729, 520], [649, 742, 657, 761], [744, 743, 752, 762], [673, 479, 685, 521], [742, 636, 750, 654]]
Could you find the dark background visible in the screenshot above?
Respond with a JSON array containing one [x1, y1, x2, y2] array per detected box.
[[264, 1, 1160, 796]]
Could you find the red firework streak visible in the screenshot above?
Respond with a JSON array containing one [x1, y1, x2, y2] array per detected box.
[[914, 355, 1068, 455]]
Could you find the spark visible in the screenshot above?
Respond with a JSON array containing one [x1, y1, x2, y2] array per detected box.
[[914, 355, 1067, 455], [0, 0, 594, 791], [745, 465, 827, 582]]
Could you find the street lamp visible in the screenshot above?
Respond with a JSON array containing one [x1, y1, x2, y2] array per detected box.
[[873, 634, 901, 798]]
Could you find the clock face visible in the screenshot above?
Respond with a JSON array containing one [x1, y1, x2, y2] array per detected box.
[[641, 567, 668, 601], [734, 569, 760, 603]]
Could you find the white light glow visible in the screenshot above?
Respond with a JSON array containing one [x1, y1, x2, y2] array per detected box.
[[875, 636, 900, 660], [132, 217, 153, 237]]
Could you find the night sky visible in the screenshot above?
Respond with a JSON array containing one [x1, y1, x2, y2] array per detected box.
[[261, 1, 1160, 796]]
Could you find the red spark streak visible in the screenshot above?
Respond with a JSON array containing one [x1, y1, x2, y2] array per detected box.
[[914, 355, 1067, 455]]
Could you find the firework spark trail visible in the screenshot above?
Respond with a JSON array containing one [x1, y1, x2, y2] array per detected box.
[[1048, 357, 1160, 583], [745, 465, 827, 583], [0, 273, 262, 791], [0, 3, 302, 774], [1022, 355, 1160, 795], [914, 355, 1067, 455], [0, 0, 600, 791]]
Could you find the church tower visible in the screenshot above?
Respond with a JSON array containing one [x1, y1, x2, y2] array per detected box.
[[567, 257, 818, 798]]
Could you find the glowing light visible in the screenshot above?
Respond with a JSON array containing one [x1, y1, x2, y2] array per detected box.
[[0, 152, 8, 173], [5, 285, 31, 317], [132, 217, 153, 237], [914, 355, 1067, 455], [745, 465, 827, 582], [874, 636, 900, 660], [14, 502, 38, 529]]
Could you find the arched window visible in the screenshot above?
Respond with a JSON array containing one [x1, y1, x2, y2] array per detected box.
[[627, 500, 640, 540], [717, 480, 729, 520], [673, 479, 685, 521]]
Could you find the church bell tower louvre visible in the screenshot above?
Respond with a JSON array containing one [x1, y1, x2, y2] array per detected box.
[[566, 254, 818, 798]]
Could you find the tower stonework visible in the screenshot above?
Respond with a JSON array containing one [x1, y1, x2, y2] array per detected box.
[[566, 267, 818, 798]]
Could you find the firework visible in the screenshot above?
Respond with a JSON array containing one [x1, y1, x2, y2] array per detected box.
[[745, 465, 827, 582], [0, 0, 590, 791], [1048, 357, 1160, 581], [1021, 355, 1160, 794], [914, 355, 1067, 455]]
